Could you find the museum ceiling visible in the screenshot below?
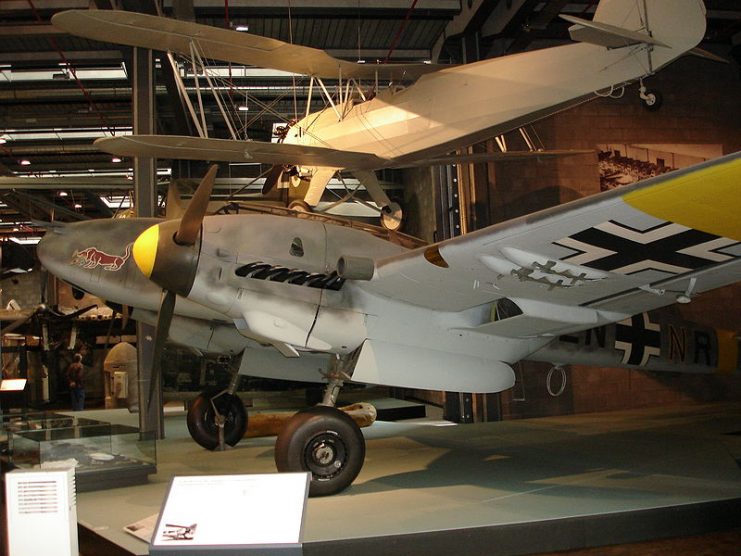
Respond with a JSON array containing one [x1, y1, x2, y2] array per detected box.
[[0, 0, 739, 239]]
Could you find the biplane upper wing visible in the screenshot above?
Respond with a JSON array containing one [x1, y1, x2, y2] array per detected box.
[[95, 135, 387, 169], [52, 10, 447, 81], [364, 152, 741, 338]]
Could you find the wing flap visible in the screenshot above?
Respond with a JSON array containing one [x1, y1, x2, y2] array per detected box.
[[52, 10, 447, 81], [94, 135, 386, 169]]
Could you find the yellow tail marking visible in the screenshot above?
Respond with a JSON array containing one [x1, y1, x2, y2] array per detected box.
[[623, 157, 741, 241]]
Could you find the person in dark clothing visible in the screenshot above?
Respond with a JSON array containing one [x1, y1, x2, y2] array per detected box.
[[67, 353, 85, 411]]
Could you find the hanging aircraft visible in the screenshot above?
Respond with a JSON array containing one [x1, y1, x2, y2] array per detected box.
[[51, 0, 710, 230], [37, 152, 741, 496]]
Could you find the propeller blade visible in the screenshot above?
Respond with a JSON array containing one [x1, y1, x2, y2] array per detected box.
[[261, 165, 284, 195], [174, 164, 219, 246], [39, 269, 49, 305], [2, 313, 35, 335], [121, 305, 130, 329], [149, 289, 176, 407]]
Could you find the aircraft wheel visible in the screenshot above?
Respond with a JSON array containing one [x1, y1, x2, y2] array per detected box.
[[641, 89, 662, 111], [274, 406, 365, 497], [381, 201, 403, 231], [187, 389, 247, 450]]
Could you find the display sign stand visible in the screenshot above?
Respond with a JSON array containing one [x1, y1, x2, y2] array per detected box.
[[149, 473, 309, 555]]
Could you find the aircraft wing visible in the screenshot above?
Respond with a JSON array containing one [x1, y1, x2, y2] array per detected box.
[[95, 135, 387, 169], [396, 149, 595, 168], [52, 10, 447, 81], [364, 152, 741, 338]]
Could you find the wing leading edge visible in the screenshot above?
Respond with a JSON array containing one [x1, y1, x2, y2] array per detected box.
[[362, 152, 741, 338], [51, 10, 448, 81]]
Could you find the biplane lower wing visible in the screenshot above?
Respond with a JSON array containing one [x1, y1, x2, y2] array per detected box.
[[95, 135, 386, 170], [95, 135, 592, 173]]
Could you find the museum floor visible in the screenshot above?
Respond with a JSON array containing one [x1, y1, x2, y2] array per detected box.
[[65, 401, 741, 555]]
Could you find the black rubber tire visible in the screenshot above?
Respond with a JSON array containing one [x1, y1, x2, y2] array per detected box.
[[187, 389, 248, 450], [274, 406, 365, 497], [641, 89, 663, 111]]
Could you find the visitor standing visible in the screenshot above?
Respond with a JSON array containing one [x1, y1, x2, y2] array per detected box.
[[67, 353, 85, 411]]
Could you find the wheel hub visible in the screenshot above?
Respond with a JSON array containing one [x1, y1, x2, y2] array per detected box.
[[305, 431, 346, 479]]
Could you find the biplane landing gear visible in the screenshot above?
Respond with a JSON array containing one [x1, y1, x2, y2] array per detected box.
[[639, 81, 662, 111], [380, 201, 403, 232], [187, 372, 247, 450], [274, 356, 365, 497]]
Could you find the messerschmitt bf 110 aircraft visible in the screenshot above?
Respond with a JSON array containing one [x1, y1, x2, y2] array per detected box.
[[38, 153, 741, 496], [51, 0, 711, 229]]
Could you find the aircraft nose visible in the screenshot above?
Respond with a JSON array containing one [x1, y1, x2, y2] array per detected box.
[[132, 219, 200, 297]]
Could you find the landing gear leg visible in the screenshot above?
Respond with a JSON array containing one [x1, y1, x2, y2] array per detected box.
[[274, 355, 365, 497], [186, 364, 247, 451]]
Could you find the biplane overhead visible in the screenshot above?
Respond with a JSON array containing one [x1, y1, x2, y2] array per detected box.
[[52, 0, 708, 229]]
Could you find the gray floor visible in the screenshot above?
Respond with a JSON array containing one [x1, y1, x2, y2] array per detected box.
[[73, 402, 741, 555]]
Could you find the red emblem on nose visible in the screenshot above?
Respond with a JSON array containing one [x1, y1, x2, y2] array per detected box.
[[72, 244, 132, 271]]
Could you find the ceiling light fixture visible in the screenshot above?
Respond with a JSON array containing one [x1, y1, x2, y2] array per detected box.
[[58, 191, 68, 197], [112, 156, 122, 163], [235, 24, 249, 32], [20, 159, 31, 166]]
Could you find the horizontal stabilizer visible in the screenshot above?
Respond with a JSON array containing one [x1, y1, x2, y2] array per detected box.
[[560, 14, 668, 49], [688, 47, 729, 64], [95, 135, 386, 169]]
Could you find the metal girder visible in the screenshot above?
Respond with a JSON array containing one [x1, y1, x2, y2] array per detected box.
[[0, 50, 124, 64], [504, 0, 570, 53], [82, 190, 114, 217], [0, 190, 90, 222]]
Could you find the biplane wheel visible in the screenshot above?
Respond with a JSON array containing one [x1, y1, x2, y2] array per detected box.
[[187, 389, 247, 450], [641, 89, 662, 111], [380, 201, 403, 232], [274, 405, 365, 497]]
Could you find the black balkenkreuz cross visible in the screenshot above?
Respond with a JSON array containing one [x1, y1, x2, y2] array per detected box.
[[554, 221, 736, 275], [614, 313, 661, 366]]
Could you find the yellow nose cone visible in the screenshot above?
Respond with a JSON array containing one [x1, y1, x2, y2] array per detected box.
[[133, 224, 159, 278]]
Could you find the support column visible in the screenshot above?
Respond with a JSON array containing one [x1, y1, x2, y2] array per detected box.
[[132, 45, 164, 439]]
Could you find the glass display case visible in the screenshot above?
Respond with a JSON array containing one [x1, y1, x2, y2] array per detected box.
[[3, 412, 156, 492]]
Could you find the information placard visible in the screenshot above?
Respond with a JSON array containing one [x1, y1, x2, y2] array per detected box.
[[151, 473, 309, 550]]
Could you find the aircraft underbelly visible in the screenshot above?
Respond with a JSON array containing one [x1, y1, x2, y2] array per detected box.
[[313, 38, 700, 162]]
